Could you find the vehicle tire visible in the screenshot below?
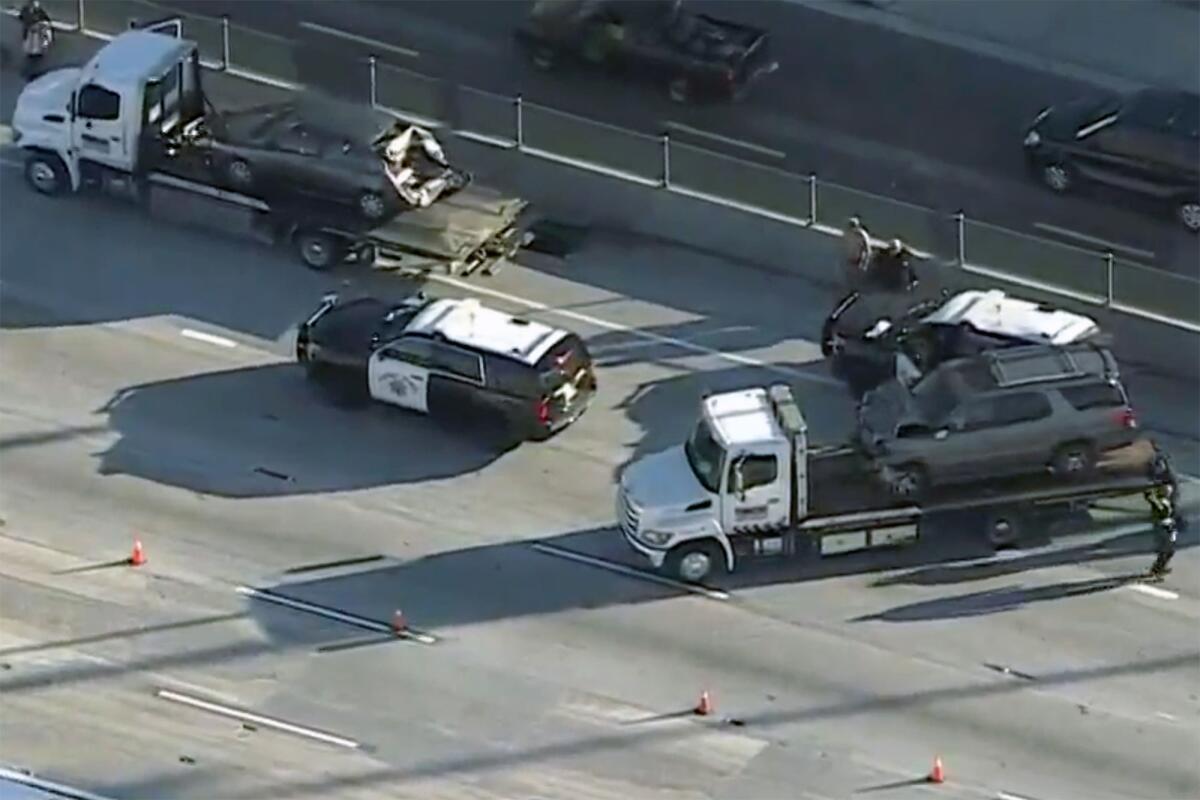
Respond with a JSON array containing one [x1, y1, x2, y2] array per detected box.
[[888, 462, 929, 499], [663, 540, 725, 584], [1051, 440, 1095, 478], [1177, 199, 1200, 233], [668, 77, 692, 104], [224, 158, 254, 190], [24, 151, 67, 196], [530, 46, 556, 70], [982, 507, 1026, 550], [357, 190, 388, 221], [1040, 161, 1074, 193], [295, 231, 344, 271]]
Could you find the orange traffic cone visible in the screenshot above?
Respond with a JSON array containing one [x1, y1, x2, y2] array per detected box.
[[129, 539, 146, 567], [391, 609, 408, 635], [694, 690, 713, 716], [928, 755, 945, 784]]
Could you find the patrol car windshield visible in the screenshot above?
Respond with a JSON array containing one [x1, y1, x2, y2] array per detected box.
[[684, 418, 725, 494]]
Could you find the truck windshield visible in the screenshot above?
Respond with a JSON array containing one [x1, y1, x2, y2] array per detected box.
[[684, 418, 725, 493]]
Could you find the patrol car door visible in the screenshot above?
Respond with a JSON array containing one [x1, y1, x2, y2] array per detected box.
[[367, 337, 432, 413], [723, 453, 788, 533]]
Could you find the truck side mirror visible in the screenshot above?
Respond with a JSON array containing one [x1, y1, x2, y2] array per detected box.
[[731, 459, 746, 499]]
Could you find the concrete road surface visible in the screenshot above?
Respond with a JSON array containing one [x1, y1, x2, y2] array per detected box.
[[1, 145, 1198, 799]]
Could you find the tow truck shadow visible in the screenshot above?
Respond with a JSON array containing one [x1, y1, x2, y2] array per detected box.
[[95, 362, 513, 497]]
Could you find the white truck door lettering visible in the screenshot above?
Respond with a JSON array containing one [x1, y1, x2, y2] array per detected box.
[[723, 453, 789, 533]]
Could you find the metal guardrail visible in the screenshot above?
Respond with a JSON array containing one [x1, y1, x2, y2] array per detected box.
[[13, 0, 1200, 331]]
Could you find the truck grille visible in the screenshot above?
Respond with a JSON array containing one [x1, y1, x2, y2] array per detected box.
[[618, 486, 641, 537]]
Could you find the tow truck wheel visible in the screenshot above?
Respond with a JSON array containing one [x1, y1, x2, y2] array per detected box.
[[295, 231, 344, 271], [358, 191, 388, 221], [24, 152, 67, 196], [982, 508, 1026, 550], [664, 541, 724, 584]]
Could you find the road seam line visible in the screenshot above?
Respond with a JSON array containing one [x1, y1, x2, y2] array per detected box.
[[235, 586, 437, 643], [531, 542, 730, 600], [180, 328, 238, 348], [155, 688, 361, 748], [298, 20, 419, 58], [1032, 222, 1155, 260], [664, 121, 786, 159], [0, 766, 117, 800]]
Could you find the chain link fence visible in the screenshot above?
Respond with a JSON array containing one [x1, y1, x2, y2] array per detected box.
[[10, 0, 1198, 329]]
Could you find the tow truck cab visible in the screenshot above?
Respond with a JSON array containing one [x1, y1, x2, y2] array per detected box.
[[12, 30, 205, 196], [619, 385, 822, 582]]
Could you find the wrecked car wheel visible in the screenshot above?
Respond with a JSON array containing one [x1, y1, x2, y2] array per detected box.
[[295, 231, 344, 271], [225, 158, 254, 190], [668, 77, 691, 103], [358, 191, 388, 221]]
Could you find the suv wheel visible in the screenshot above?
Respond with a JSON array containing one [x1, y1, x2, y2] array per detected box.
[[888, 462, 928, 499], [1041, 162, 1074, 193], [668, 77, 692, 104], [1051, 441, 1095, 477], [1178, 200, 1200, 233]]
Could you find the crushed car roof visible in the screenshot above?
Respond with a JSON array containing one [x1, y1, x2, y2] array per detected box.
[[407, 298, 568, 365], [922, 290, 1099, 345]]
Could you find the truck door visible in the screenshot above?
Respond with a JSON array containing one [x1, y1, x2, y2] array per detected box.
[[73, 83, 131, 171], [723, 453, 788, 533], [367, 337, 432, 414]]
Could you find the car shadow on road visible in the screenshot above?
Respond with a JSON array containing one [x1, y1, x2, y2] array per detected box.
[[95, 362, 515, 497]]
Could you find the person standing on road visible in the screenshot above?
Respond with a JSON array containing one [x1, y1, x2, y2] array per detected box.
[[18, 0, 52, 80], [1145, 450, 1180, 580], [842, 216, 872, 289], [867, 238, 918, 293]]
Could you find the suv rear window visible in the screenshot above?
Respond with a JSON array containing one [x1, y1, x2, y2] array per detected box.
[[535, 333, 591, 390], [1061, 382, 1126, 410]]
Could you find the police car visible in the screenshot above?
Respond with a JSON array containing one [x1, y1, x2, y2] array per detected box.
[[296, 292, 596, 440], [823, 288, 1103, 395]]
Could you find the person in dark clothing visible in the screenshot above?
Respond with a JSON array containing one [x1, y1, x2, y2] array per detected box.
[[18, 0, 52, 79], [1145, 450, 1180, 580], [867, 238, 918, 293]]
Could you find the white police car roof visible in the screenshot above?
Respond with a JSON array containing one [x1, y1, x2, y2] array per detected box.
[[406, 298, 568, 365], [922, 290, 1099, 345]]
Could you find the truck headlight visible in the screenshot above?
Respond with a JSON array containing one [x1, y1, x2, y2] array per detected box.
[[1023, 129, 1041, 147], [640, 530, 673, 547]]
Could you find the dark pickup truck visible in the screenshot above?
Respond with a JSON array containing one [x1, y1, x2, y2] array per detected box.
[[516, 0, 778, 102]]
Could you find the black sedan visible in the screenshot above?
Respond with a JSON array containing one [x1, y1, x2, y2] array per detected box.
[[206, 102, 468, 221]]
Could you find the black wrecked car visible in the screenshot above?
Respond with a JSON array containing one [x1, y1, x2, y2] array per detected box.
[[516, 0, 778, 103], [1023, 87, 1200, 232], [206, 102, 469, 221]]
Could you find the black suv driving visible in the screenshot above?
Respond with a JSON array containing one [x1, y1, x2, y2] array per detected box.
[[1023, 87, 1200, 231]]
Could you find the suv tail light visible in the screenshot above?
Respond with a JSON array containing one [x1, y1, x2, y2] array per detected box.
[[536, 397, 552, 425], [1115, 407, 1137, 429]]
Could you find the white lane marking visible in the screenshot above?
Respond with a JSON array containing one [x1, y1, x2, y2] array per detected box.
[[180, 328, 238, 349], [431, 275, 839, 386], [298, 20, 420, 58], [235, 586, 437, 644], [1125, 583, 1179, 600], [0, 766, 118, 800], [997, 792, 1039, 800], [1155, 711, 1178, 721], [531, 542, 730, 601], [1032, 222, 1155, 260], [664, 121, 786, 159], [155, 688, 361, 749]]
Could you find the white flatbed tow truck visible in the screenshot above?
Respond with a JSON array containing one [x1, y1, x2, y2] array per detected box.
[[10, 29, 531, 275], [618, 384, 1165, 583]]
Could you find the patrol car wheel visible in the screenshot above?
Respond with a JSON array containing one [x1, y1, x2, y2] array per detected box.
[[24, 152, 67, 195], [295, 231, 344, 271], [1178, 200, 1200, 233], [664, 541, 724, 584]]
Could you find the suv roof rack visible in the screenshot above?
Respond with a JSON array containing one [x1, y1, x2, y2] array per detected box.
[[985, 342, 1113, 388]]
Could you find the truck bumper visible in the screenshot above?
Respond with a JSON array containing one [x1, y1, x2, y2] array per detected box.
[[621, 526, 667, 569]]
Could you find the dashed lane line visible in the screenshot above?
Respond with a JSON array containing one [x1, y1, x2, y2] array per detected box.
[[155, 688, 362, 749], [180, 328, 238, 348], [298, 20, 420, 59], [664, 121, 786, 159], [1125, 582, 1180, 601], [0, 766, 118, 800], [1032, 222, 1155, 261], [531, 542, 730, 601]]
